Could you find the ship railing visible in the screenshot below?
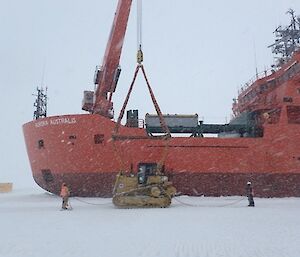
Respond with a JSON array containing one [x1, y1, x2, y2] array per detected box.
[[238, 68, 276, 96]]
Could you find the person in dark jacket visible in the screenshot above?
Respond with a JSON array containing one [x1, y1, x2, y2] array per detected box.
[[246, 181, 255, 207]]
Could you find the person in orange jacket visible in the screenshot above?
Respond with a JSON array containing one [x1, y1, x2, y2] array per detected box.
[[60, 183, 70, 210]]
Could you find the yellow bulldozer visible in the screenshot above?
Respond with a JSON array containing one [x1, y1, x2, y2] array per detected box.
[[112, 163, 176, 208]]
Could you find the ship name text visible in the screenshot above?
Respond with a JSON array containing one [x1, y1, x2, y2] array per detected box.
[[35, 117, 77, 127]]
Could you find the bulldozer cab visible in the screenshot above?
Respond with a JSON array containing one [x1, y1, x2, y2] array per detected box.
[[137, 163, 157, 184]]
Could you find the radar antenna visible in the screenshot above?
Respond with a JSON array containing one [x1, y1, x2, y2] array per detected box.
[[268, 9, 300, 67]]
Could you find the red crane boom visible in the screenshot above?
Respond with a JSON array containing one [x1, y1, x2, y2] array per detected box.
[[82, 0, 132, 118]]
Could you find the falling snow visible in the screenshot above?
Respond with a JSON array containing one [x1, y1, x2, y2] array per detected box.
[[1, 186, 300, 257]]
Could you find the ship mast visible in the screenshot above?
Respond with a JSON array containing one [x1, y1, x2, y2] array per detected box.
[[268, 9, 300, 67], [33, 87, 48, 120]]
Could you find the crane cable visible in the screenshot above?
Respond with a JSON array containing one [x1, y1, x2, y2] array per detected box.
[[173, 196, 246, 208], [137, 0, 143, 64], [136, 0, 170, 174], [137, 0, 170, 172], [112, 0, 170, 176], [137, 0, 142, 48], [72, 197, 112, 206]]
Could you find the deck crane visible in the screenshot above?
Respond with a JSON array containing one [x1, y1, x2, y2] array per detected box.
[[82, 0, 133, 118]]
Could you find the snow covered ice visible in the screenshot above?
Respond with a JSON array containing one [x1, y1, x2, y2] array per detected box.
[[1, 187, 300, 257]]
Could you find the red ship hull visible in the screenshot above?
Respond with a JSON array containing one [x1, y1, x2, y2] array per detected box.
[[23, 113, 300, 197]]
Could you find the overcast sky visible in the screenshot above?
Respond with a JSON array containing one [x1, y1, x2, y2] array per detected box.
[[1, 0, 299, 187]]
